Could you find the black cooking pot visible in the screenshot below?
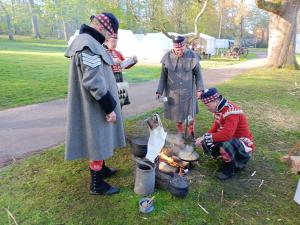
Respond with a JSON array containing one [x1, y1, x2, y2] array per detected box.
[[129, 136, 148, 158], [155, 169, 172, 190], [168, 175, 189, 198]]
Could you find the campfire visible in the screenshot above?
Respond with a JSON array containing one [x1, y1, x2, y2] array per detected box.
[[158, 147, 190, 174]]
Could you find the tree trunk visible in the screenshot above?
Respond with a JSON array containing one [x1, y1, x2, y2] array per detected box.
[[267, 10, 298, 69], [27, 0, 41, 39], [0, 1, 14, 40], [256, 0, 300, 69], [5, 15, 14, 40], [62, 18, 69, 42]]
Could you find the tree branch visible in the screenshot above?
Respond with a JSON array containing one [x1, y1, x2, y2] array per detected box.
[[194, 0, 208, 39], [0, 1, 7, 13], [255, 0, 282, 13], [127, 0, 174, 39]]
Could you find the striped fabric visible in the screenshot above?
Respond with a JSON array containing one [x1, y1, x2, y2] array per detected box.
[[201, 92, 220, 104], [81, 52, 101, 68], [218, 139, 251, 169], [173, 42, 185, 48], [95, 14, 114, 34], [106, 49, 123, 73]]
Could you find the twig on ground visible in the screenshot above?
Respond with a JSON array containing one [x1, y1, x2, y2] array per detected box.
[[235, 213, 245, 220], [4, 208, 18, 225], [220, 189, 223, 204], [239, 178, 262, 181], [251, 171, 256, 176], [258, 179, 264, 189], [198, 203, 209, 214]]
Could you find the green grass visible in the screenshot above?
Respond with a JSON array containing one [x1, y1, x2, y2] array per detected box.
[[1, 68, 300, 225], [0, 36, 266, 110], [201, 52, 257, 69]]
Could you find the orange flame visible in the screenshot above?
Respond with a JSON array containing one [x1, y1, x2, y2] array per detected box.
[[159, 148, 182, 168]]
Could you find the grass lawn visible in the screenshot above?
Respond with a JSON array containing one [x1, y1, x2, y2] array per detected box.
[[0, 36, 261, 110], [1, 68, 300, 224]]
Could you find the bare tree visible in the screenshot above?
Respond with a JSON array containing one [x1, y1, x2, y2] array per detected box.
[[0, 1, 14, 40], [127, 0, 208, 42], [27, 0, 41, 39], [256, 0, 300, 69]]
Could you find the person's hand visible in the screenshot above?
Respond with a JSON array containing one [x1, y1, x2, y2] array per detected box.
[[195, 136, 204, 146], [106, 111, 116, 123], [156, 92, 161, 100], [196, 90, 203, 99]]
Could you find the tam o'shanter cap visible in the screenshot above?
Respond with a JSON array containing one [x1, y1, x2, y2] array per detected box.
[[173, 36, 185, 48], [201, 88, 220, 104], [92, 12, 119, 34]]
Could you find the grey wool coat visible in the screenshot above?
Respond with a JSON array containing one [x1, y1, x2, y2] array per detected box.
[[157, 48, 205, 122], [64, 33, 126, 161]]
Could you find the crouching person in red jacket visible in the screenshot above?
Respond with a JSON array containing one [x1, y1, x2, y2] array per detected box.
[[195, 88, 255, 180]]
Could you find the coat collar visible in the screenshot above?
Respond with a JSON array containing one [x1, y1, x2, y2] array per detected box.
[[64, 26, 113, 65], [79, 24, 105, 44], [216, 96, 227, 112]]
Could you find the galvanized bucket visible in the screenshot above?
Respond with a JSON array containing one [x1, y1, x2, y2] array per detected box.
[[133, 157, 156, 196]]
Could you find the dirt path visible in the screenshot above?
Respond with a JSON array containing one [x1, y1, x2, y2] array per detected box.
[[0, 56, 267, 167]]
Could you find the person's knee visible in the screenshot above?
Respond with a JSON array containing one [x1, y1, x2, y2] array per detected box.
[[219, 147, 232, 162]]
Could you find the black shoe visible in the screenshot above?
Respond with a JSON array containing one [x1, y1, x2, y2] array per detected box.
[[90, 169, 119, 195], [216, 162, 234, 180], [234, 165, 245, 172], [101, 161, 118, 178]]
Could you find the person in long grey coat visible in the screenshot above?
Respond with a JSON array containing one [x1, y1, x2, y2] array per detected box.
[[65, 13, 125, 195], [156, 36, 205, 139]]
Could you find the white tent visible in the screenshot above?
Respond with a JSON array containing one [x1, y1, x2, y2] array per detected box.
[[183, 32, 216, 55], [296, 34, 300, 54], [198, 33, 216, 55], [138, 32, 173, 63], [134, 34, 145, 42], [216, 39, 230, 49], [116, 29, 140, 58]]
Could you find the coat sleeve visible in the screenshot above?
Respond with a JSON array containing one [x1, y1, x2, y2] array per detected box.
[[156, 64, 168, 94], [211, 114, 240, 142], [208, 120, 219, 133], [77, 50, 116, 114], [193, 62, 204, 91]]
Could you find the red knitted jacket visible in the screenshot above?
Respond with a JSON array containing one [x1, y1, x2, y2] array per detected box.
[[208, 99, 255, 151]]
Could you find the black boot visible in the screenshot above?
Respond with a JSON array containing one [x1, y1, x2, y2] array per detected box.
[[101, 161, 117, 178], [216, 162, 235, 180], [90, 169, 119, 195]]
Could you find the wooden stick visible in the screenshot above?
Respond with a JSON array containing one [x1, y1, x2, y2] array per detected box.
[[258, 179, 264, 189], [221, 189, 224, 204], [198, 203, 209, 214], [4, 208, 18, 225]]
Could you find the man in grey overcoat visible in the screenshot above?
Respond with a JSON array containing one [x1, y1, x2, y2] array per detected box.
[[156, 36, 205, 139], [65, 13, 125, 195]]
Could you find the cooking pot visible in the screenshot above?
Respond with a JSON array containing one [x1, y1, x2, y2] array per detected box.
[[155, 169, 172, 190], [168, 174, 189, 198], [129, 137, 149, 158]]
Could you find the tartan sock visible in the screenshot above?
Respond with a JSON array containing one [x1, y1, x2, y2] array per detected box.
[[89, 160, 104, 171], [176, 122, 184, 134], [188, 119, 195, 136]]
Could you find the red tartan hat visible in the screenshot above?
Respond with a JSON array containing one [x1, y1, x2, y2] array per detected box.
[[201, 88, 220, 104], [91, 12, 119, 35]]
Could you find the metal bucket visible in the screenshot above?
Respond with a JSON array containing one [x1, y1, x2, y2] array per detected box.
[[133, 157, 156, 196]]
